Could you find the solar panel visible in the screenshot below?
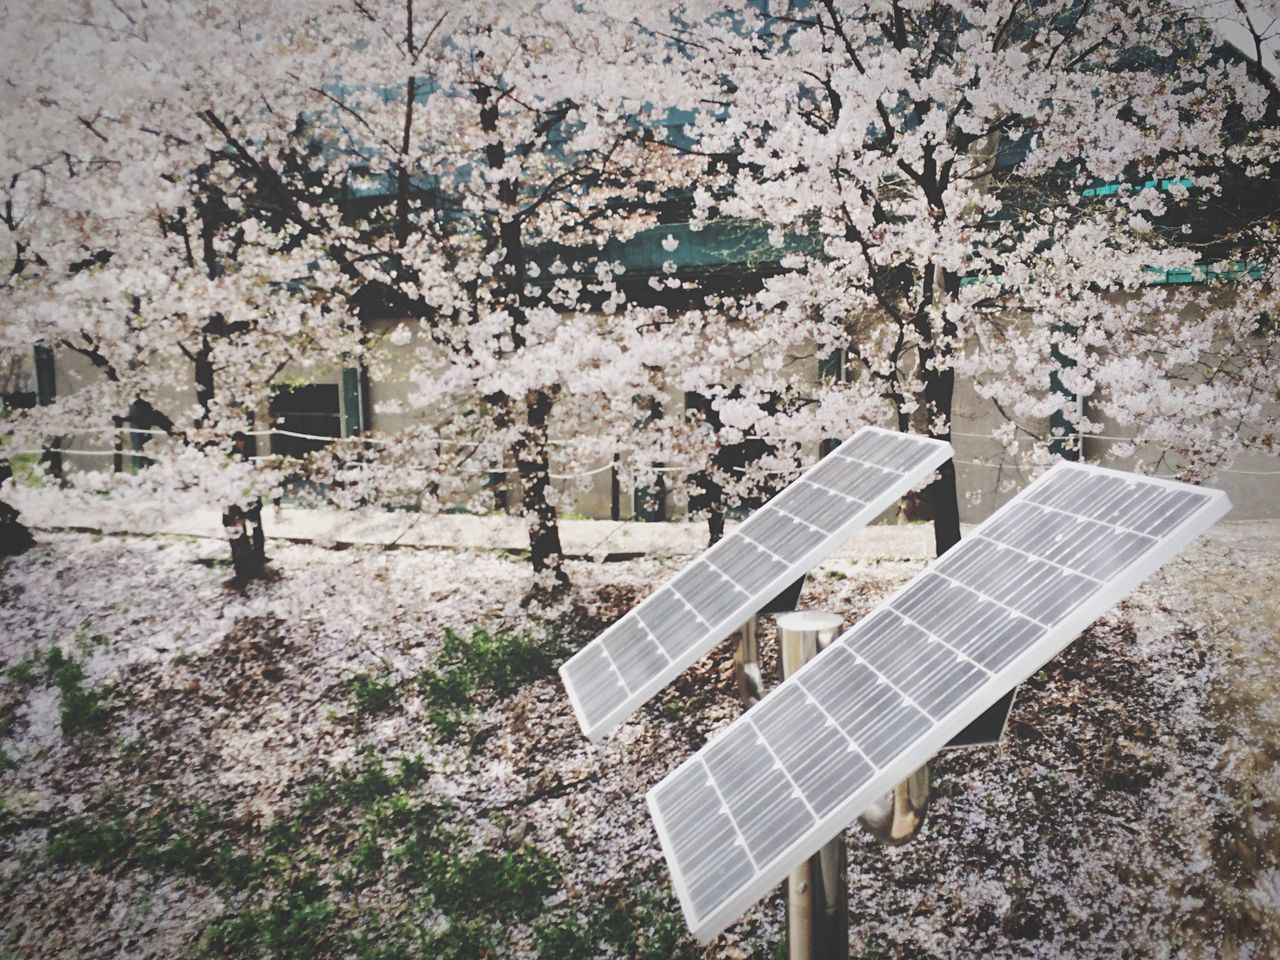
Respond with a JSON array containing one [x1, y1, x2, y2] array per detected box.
[[560, 427, 953, 742], [647, 463, 1231, 942]]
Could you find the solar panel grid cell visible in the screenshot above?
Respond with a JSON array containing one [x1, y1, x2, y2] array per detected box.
[[706, 538, 789, 594], [599, 617, 668, 690], [648, 463, 1231, 942], [754, 687, 875, 816], [561, 643, 626, 717], [738, 510, 827, 562], [771, 483, 864, 534]]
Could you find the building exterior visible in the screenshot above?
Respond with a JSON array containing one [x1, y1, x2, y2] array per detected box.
[[10, 216, 1279, 524]]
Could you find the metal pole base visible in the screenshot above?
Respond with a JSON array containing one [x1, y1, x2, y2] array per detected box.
[[777, 611, 849, 960], [856, 764, 930, 845], [787, 839, 848, 960]]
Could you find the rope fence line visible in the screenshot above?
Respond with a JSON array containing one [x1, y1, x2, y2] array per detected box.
[[9, 426, 1280, 477], [950, 429, 1203, 443]]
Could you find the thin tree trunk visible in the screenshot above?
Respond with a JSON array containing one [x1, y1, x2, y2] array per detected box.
[[517, 388, 568, 598], [897, 405, 935, 524], [707, 511, 726, 547], [248, 502, 265, 564], [202, 342, 266, 583], [906, 261, 962, 556], [927, 444, 962, 556], [226, 430, 267, 583], [899, 360, 961, 554], [223, 501, 265, 583]]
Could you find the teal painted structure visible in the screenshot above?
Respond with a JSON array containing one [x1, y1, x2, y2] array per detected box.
[[1081, 177, 1194, 198], [1142, 262, 1266, 284], [604, 219, 816, 273], [341, 366, 368, 437]]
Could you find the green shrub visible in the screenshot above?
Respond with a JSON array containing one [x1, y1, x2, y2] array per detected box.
[[204, 872, 337, 958], [50, 645, 109, 735], [46, 812, 133, 869], [5, 653, 39, 687], [534, 915, 598, 960], [439, 846, 558, 922]]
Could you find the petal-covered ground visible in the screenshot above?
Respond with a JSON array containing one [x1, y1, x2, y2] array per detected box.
[[0, 525, 1277, 959]]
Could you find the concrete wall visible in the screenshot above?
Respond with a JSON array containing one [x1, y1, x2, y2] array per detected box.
[[46, 347, 196, 476], [946, 345, 1280, 523]]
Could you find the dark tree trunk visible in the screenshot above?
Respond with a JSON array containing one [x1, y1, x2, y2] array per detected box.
[[196, 320, 268, 582], [194, 337, 214, 421], [477, 85, 569, 592], [517, 389, 568, 598], [707, 510, 726, 547], [927, 451, 962, 556], [919, 266, 962, 558], [0, 461, 34, 557], [0, 500, 33, 557], [222, 504, 264, 586], [906, 261, 963, 557], [222, 505, 264, 583], [226, 432, 267, 583], [896, 406, 935, 523], [610, 453, 621, 522], [248, 501, 266, 564]]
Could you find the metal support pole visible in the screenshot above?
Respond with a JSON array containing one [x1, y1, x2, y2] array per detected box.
[[777, 611, 847, 960], [732, 615, 763, 707], [855, 765, 930, 845]]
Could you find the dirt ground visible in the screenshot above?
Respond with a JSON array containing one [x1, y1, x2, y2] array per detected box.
[[0, 522, 1277, 959]]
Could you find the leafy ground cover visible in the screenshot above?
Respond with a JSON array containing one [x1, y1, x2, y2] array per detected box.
[[0, 527, 1277, 958]]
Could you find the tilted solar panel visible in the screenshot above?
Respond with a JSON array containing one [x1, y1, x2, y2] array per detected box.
[[560, 427, 953, 742], [647, 463, 1230, 942]]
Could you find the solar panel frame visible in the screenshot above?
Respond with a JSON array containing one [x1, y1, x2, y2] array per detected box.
[[647, 463, 1231, 943], [560, 428, 953, 742]]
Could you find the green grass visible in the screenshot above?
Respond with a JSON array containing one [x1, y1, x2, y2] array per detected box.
[[43, 646, 110, 736], [5, 654, 39, 687], [7, 451, 46, 487], [6, 640, 110, 737], [41, 744, 564, 960], [531, 888, 701, 960], [45, 799, 249, 884], [656, 694, 691, 722], [27, 624, 708, 959], [346, 670, 399, 715], [418, 627, 566, 740]]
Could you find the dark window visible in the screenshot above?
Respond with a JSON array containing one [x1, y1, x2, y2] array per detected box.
[[270, 383, 341, 458], [1, 390, 35, 411]]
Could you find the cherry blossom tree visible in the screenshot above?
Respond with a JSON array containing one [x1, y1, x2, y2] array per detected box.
[[0, 1, 697, 591], [274, 0, 700, 594], [0, 1, 355, 580], [645, 0, 1280, 554], [4, 0, 1276, 586]]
